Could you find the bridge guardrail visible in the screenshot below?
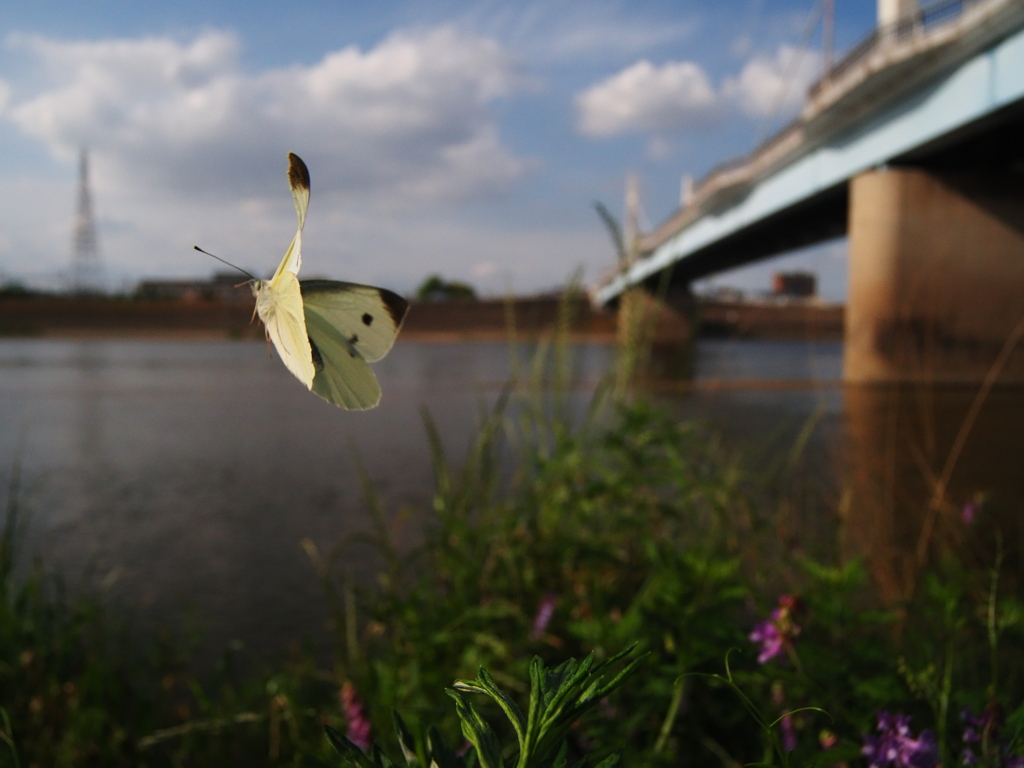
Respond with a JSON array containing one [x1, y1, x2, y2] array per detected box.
[[653, 0, 990, 253], [597, 0, 1012, 298], [809, 0, 982, 98]]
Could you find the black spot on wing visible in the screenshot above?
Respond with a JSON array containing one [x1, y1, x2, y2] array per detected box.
[[287, 153, 310, 192], [362, 313, 373, 326], [348, 333, 359, 357], [308, 336, 324, 371]]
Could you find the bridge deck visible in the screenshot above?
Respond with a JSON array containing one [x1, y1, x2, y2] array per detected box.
[[595, 0, 1024, 305]]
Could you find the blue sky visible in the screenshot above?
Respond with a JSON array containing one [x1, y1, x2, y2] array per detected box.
[[0, 1, 877, 299]]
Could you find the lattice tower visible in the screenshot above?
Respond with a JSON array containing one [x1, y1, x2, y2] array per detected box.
[[71, 147, 102, 294]]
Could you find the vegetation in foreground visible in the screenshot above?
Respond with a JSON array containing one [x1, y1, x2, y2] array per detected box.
[[1, 333, 1023, 767]]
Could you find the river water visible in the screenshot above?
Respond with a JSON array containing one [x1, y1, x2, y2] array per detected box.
[[0, 337, 1019, 660]]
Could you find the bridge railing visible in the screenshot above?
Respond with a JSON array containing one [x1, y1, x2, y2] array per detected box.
[[809, 0, 984, 98], [666, 0, 988, 233], [604, 0, 1000, 288]]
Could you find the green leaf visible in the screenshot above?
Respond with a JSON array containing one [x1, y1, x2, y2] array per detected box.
[[454, 667, 527, 750], [446, 689, 504, 768], [393, 710, 420, 766], [425, 725, 462, 768], [325, 725, 378, 768], [371, 743, 399, 768], [551, 741, 568, 768]]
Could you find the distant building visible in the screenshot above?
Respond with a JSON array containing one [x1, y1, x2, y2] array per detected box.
[[772, 272, 816, 298], [135, 272, 250, 302]]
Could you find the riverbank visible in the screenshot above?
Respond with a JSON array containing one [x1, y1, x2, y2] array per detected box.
[[0, 294, 842, 341]]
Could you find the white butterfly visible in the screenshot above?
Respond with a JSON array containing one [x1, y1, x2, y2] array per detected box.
[[251, 152, 409, 410]]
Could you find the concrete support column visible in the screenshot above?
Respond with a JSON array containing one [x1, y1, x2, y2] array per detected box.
[[844, 167, 1024, 385], [842, 167, 1024, 601], [616, 283, 694, 383]]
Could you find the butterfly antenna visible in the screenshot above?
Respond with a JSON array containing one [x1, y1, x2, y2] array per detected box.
[[193, 246, 259, 282]]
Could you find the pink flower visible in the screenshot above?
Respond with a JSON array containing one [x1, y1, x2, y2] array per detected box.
[[962, 499, 981, 525], [750, 594, 801, 664], [341, 681, 372, 752], [862, 712, 938, 768], [780, 712, 797, 752], [531, 593, 557, 639], [771, 682, 798, 751], [750, 620, 784, 663]]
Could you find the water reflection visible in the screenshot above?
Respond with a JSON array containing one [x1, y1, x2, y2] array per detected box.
[[648, 338, 1024, 603], [0, 337, 1021, 659], [842, 384, 1024, 602], [0, 339, 615, 661], [72, 342, 112, 513]]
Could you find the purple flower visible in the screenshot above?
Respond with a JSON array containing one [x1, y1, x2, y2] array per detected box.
[[962, 499, 981, 525], [770, 682, 798, 751], [530, 593, 557, 639], [750, 620, 784, 663], [862, 712, 939, 768], [963, 706, 989, 745], [780, 712, 797, 752], [749, 594, 800, 664], [961, 706, 1024, 768], [341, 681, 372, 752]]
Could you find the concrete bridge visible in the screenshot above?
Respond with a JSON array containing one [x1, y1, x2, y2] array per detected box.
[[595, 0, 1024, 384]]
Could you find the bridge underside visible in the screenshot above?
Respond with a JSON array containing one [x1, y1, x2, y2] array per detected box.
[[635, 186, 849, 291], [638, 98, 1024, 296], [610, 7, 1024, 385], [627, 100, 1024, 385]]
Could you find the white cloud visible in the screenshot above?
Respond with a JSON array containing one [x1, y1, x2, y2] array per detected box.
[[575, 59, 719, 138], [575, 43, 823, 138], [4, 27, 530, 204], [0, 160, 603, 297], [722, 44, 822, 119], [0, 27, 567, 292]]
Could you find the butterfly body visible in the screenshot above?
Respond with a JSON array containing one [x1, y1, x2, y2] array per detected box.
[[250, 153, 408, 409], [252, 272, 315, 387]]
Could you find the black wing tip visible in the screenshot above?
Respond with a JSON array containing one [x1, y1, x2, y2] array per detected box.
[[287, 152, 310, 192], [380, 289, 410, 328]]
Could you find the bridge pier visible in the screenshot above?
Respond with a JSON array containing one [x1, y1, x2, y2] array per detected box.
[[844, 166, 1024, 384], [616, 283, 694, 382], [842, 167, 1024, 599]]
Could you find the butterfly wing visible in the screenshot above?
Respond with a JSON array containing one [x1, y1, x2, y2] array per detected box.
[[253, 153, 408, 408], [272, 152, 311, 283], [300, 280, 410, 409], [254, 152, 315, 388]]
